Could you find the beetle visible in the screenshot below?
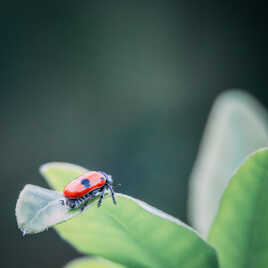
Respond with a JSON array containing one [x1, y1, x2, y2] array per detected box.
[[60, 171, 116, 211]]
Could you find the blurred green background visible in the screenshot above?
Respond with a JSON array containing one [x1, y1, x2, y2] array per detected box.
[[1, 1, 268, 267]]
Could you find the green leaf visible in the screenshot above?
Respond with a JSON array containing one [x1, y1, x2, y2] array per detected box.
[[64, 257, 126, 268], [41, 162, 219, 268], [208, 148, 268, 268], [188, 90, 268, 236]]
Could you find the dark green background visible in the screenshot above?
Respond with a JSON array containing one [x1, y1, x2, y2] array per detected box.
[[1, 1, 268, 267]]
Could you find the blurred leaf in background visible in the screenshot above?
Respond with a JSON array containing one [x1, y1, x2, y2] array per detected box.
[[208, 148, 268, 268], [188, 90, 268, 236]]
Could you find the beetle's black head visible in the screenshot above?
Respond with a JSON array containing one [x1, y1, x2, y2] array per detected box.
[[99, 171, 113, 185], [106, 174, 113, 185]]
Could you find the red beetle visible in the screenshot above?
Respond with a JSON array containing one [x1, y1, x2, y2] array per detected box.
[[60, 171, 116, 211]]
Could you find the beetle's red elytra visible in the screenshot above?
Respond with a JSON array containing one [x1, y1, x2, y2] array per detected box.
[[60, 171, 116, 211], [64, 171, 106, 198]]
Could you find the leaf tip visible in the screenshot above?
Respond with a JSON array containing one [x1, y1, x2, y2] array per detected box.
[[39, 162, 88, 176]]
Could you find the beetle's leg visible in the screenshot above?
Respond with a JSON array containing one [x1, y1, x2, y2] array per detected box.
[[77, 198, 85, 209], [107, 184, 117, 205], [59, 199, 65, 206], [97, 188, 106, 207], [80, 197, 90, 212], [71, 199, 80, 209]]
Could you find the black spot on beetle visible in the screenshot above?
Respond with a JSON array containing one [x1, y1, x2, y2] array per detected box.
[[100, 177, 105, 181], [81, 179, 91, 188]]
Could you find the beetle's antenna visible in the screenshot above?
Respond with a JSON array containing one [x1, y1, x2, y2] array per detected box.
[[113, 183, 121, 189]]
